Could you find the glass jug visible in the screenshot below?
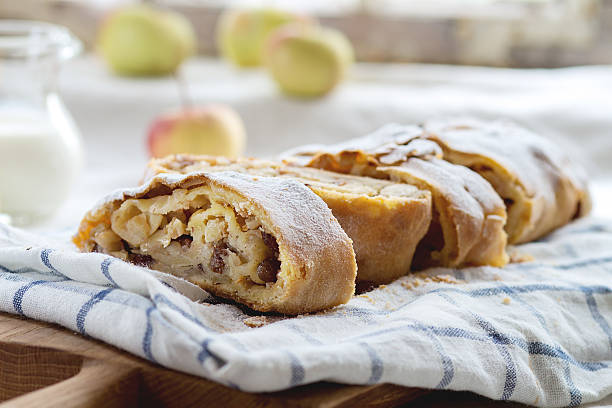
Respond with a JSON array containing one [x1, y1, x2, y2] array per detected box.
[[0, 20, 84, 226]]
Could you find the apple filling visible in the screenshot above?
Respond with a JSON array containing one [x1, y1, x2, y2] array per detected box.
[[92, 186, 283, 290]]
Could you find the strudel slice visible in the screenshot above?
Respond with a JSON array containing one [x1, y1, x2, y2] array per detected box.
[[144, 155, 432, 284], [283, 127, 509, 269], [423, 118, 591, 243], [73, 171, 357, 314]]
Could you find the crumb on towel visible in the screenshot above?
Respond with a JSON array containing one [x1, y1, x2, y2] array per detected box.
[[401, 273, 464, 290], [508, 247, 534, 263], [243, 316, 271, 328]]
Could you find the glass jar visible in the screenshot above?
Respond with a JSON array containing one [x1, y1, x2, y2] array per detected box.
[[0, 20, 84, 226]]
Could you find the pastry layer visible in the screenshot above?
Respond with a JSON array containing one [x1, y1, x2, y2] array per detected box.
[[145, 155, 432, 284], [74, 171, 357, 314], [283, 126, 509, 268]]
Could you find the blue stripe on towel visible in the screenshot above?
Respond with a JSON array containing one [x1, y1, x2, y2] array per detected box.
[[286, 351, 306, 386], [198, 338, 212, 364], [360, 342, 384, 384], [0, 264, 33, 274], [198, 338, 228, 368], [101, 258, 118, 287], [581, 287, 612, 353], [12, 280, 47, 315], [286, 323, 323, 345], [76, 288, 114, 335], [40, 249, 63, 277], [420, 326, 455, 389], [564, 363, 582, 407], [474, 316, 517, 400], [152, 293, 217, 333], [436, 292, 517, 400], [143, 306, 157, 363]]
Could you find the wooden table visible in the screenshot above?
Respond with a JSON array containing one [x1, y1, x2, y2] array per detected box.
[[0, 312, 526, 407]]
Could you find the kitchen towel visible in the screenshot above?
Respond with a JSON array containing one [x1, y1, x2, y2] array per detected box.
[[0, 218, 611, 407]]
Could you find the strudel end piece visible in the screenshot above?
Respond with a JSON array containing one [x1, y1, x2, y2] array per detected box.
[[423, 118, 591, 243], [144, 155, 432, 284], [290, 120, 592, 245], [73, 171, 357, 314]]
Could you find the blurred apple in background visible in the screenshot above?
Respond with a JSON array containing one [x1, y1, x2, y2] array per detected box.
[[147, 105, 246, 158], [264, 24, 353, 98], [98, 4, 196, 76], [217, 8, 310, 68]]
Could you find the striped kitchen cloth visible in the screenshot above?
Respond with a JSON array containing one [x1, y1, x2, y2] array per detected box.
[[0, 218, 611, 407]]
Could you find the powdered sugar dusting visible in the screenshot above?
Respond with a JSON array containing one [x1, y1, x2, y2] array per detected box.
[[205, 171, 353, 268]]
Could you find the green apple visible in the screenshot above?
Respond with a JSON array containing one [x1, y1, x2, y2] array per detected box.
[[264, 24, 353, 98], [216, 8, 309, 68], [147, 105, 246, 158], [98, 5, 196, 76]]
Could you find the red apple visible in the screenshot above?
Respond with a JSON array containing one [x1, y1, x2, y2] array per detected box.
[[147, 105, 246, 158]]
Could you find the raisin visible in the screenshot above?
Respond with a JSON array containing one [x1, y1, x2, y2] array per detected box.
[[260, 231, 279, 257], [259, 232, 280, 282], [129, 253, 154, 268], [184, 208, 196, 220], [257, 258, 280, 283], [235, 213, 247, 231], [210, 243, 228, 274], [176, 234, 193, 249], [142, 185, 172, 199]]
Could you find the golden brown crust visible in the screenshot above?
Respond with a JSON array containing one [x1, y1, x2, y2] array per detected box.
[[74, 171, 357, 314], [423, 118, 591, 243], [144, 154, 432, 284], [318, 188, 431, 280]]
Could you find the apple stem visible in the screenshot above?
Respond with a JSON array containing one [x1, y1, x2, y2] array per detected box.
[[174, 71, 193, 110]]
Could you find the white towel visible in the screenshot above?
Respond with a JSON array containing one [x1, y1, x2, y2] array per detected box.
[[1, 218, 611, 407]]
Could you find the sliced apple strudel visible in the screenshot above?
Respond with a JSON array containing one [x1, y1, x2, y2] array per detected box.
[[74, 171, 357, 314]]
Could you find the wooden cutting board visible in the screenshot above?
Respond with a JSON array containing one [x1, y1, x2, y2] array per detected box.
[[0, 312, 522, 407]]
